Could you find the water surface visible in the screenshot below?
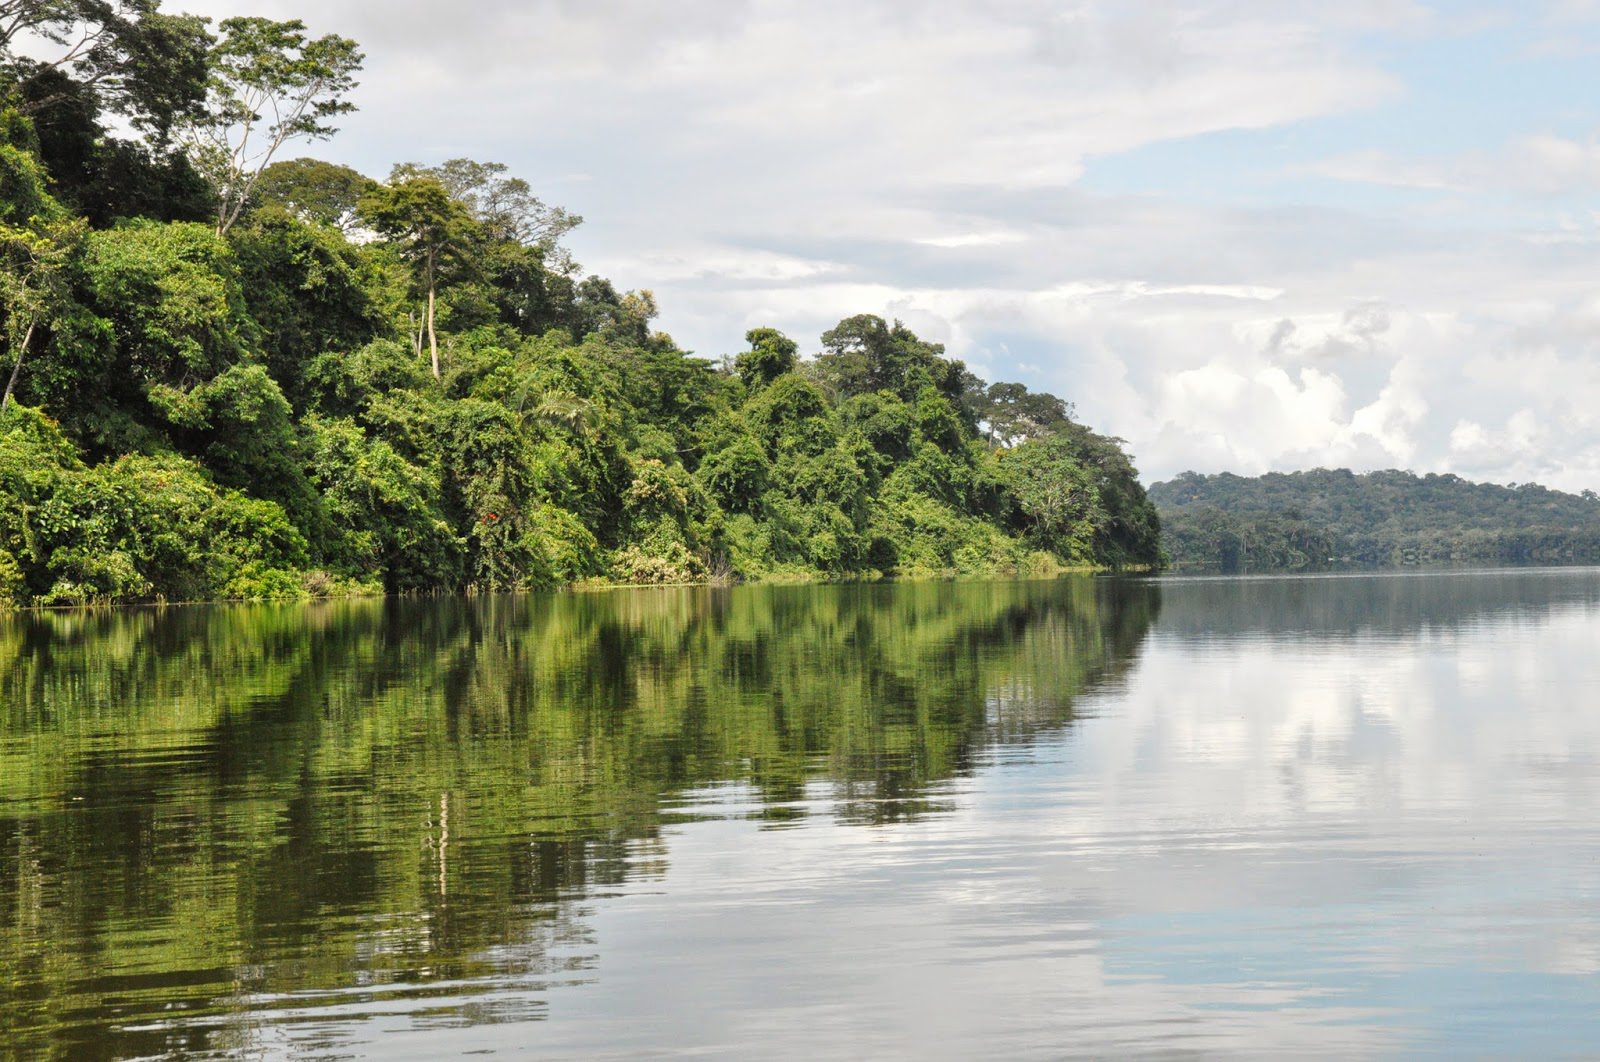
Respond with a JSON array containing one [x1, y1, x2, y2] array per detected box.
[[3, 572, 1600, 1057]]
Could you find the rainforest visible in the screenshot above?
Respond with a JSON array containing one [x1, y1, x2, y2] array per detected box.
[[1152, 469, 1600, 573], [0, 3, 1161, 607]]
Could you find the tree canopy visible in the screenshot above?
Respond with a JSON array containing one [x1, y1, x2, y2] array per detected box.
[[1152, 469, 1600, 572], [175, 15, 362, 234], [0, 0, 1163, 608]]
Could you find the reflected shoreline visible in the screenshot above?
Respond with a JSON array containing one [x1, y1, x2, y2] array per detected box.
[[0, 577, 1158, 1056], [7, 571, 1600, 1057]]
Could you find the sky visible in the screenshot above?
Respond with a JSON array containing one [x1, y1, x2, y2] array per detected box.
[[180, 0, 1600, 488]]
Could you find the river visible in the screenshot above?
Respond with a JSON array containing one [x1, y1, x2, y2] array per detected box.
[[3, 571, 1599, 1057]]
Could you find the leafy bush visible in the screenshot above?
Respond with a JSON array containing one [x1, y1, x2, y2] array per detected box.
[[0, 549, 23, 607], [609, 541, 705, 585]]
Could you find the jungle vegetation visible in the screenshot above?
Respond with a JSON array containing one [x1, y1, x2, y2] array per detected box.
[[1152, 469, 1600, 572], [0, 1, 1161, 607]]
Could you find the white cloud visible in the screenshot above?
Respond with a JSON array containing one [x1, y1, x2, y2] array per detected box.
[[914, 232, 1030, 249], [172, 1, 1600, 491], [1306, 134, 1600, 198], [1300, 150, 1466, 191]]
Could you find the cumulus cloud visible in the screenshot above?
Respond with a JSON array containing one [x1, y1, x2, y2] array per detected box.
[[176, 1, 1600, 490]]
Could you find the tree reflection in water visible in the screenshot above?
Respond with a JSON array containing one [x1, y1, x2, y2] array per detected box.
[[0, 578, 1158, 1057]]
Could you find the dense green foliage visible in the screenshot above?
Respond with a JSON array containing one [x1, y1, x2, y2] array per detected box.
[[0, 4, 1161, 606], [1153, 469, 1600, 572]]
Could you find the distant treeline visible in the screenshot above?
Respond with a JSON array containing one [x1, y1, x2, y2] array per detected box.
[[1151, 469, 1600, 572]]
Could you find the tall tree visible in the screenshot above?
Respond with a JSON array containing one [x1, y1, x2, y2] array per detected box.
[[815, 314, 949, 401], [390, 158, 580, 247], [1, 1, 209, 136], [358, 176, 475, 379], [175, 16, 362, 236], [978, 381, 1072, 447]]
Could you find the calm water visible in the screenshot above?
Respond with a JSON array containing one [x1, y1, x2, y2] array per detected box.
[[3, 572, 1600, 1058]]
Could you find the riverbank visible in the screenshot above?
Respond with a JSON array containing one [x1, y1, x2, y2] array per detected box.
[[0, 557, 1137, 612]]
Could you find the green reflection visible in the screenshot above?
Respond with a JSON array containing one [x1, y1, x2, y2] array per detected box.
[[0, 578, 1157, 1057]]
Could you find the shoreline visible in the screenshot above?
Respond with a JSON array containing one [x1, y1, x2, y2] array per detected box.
[[0, 563, 1138, 614]]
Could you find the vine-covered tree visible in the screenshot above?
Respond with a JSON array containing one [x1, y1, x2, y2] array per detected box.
[[0, 122, 84, 406], [734, 327, 797, 390], [0, 215, 82, 406]]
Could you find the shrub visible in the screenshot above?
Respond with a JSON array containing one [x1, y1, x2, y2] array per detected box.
[[0, 549, 28, 607]]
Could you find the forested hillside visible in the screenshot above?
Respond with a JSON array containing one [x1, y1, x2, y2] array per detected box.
[[1152, 469, 1600, 572], [0, 2, 1161, 607]]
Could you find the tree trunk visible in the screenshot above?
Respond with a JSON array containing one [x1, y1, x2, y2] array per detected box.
[[2, 321, 35, 409], [426, 250, 440, 379], [427, 283, 439, 379]]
